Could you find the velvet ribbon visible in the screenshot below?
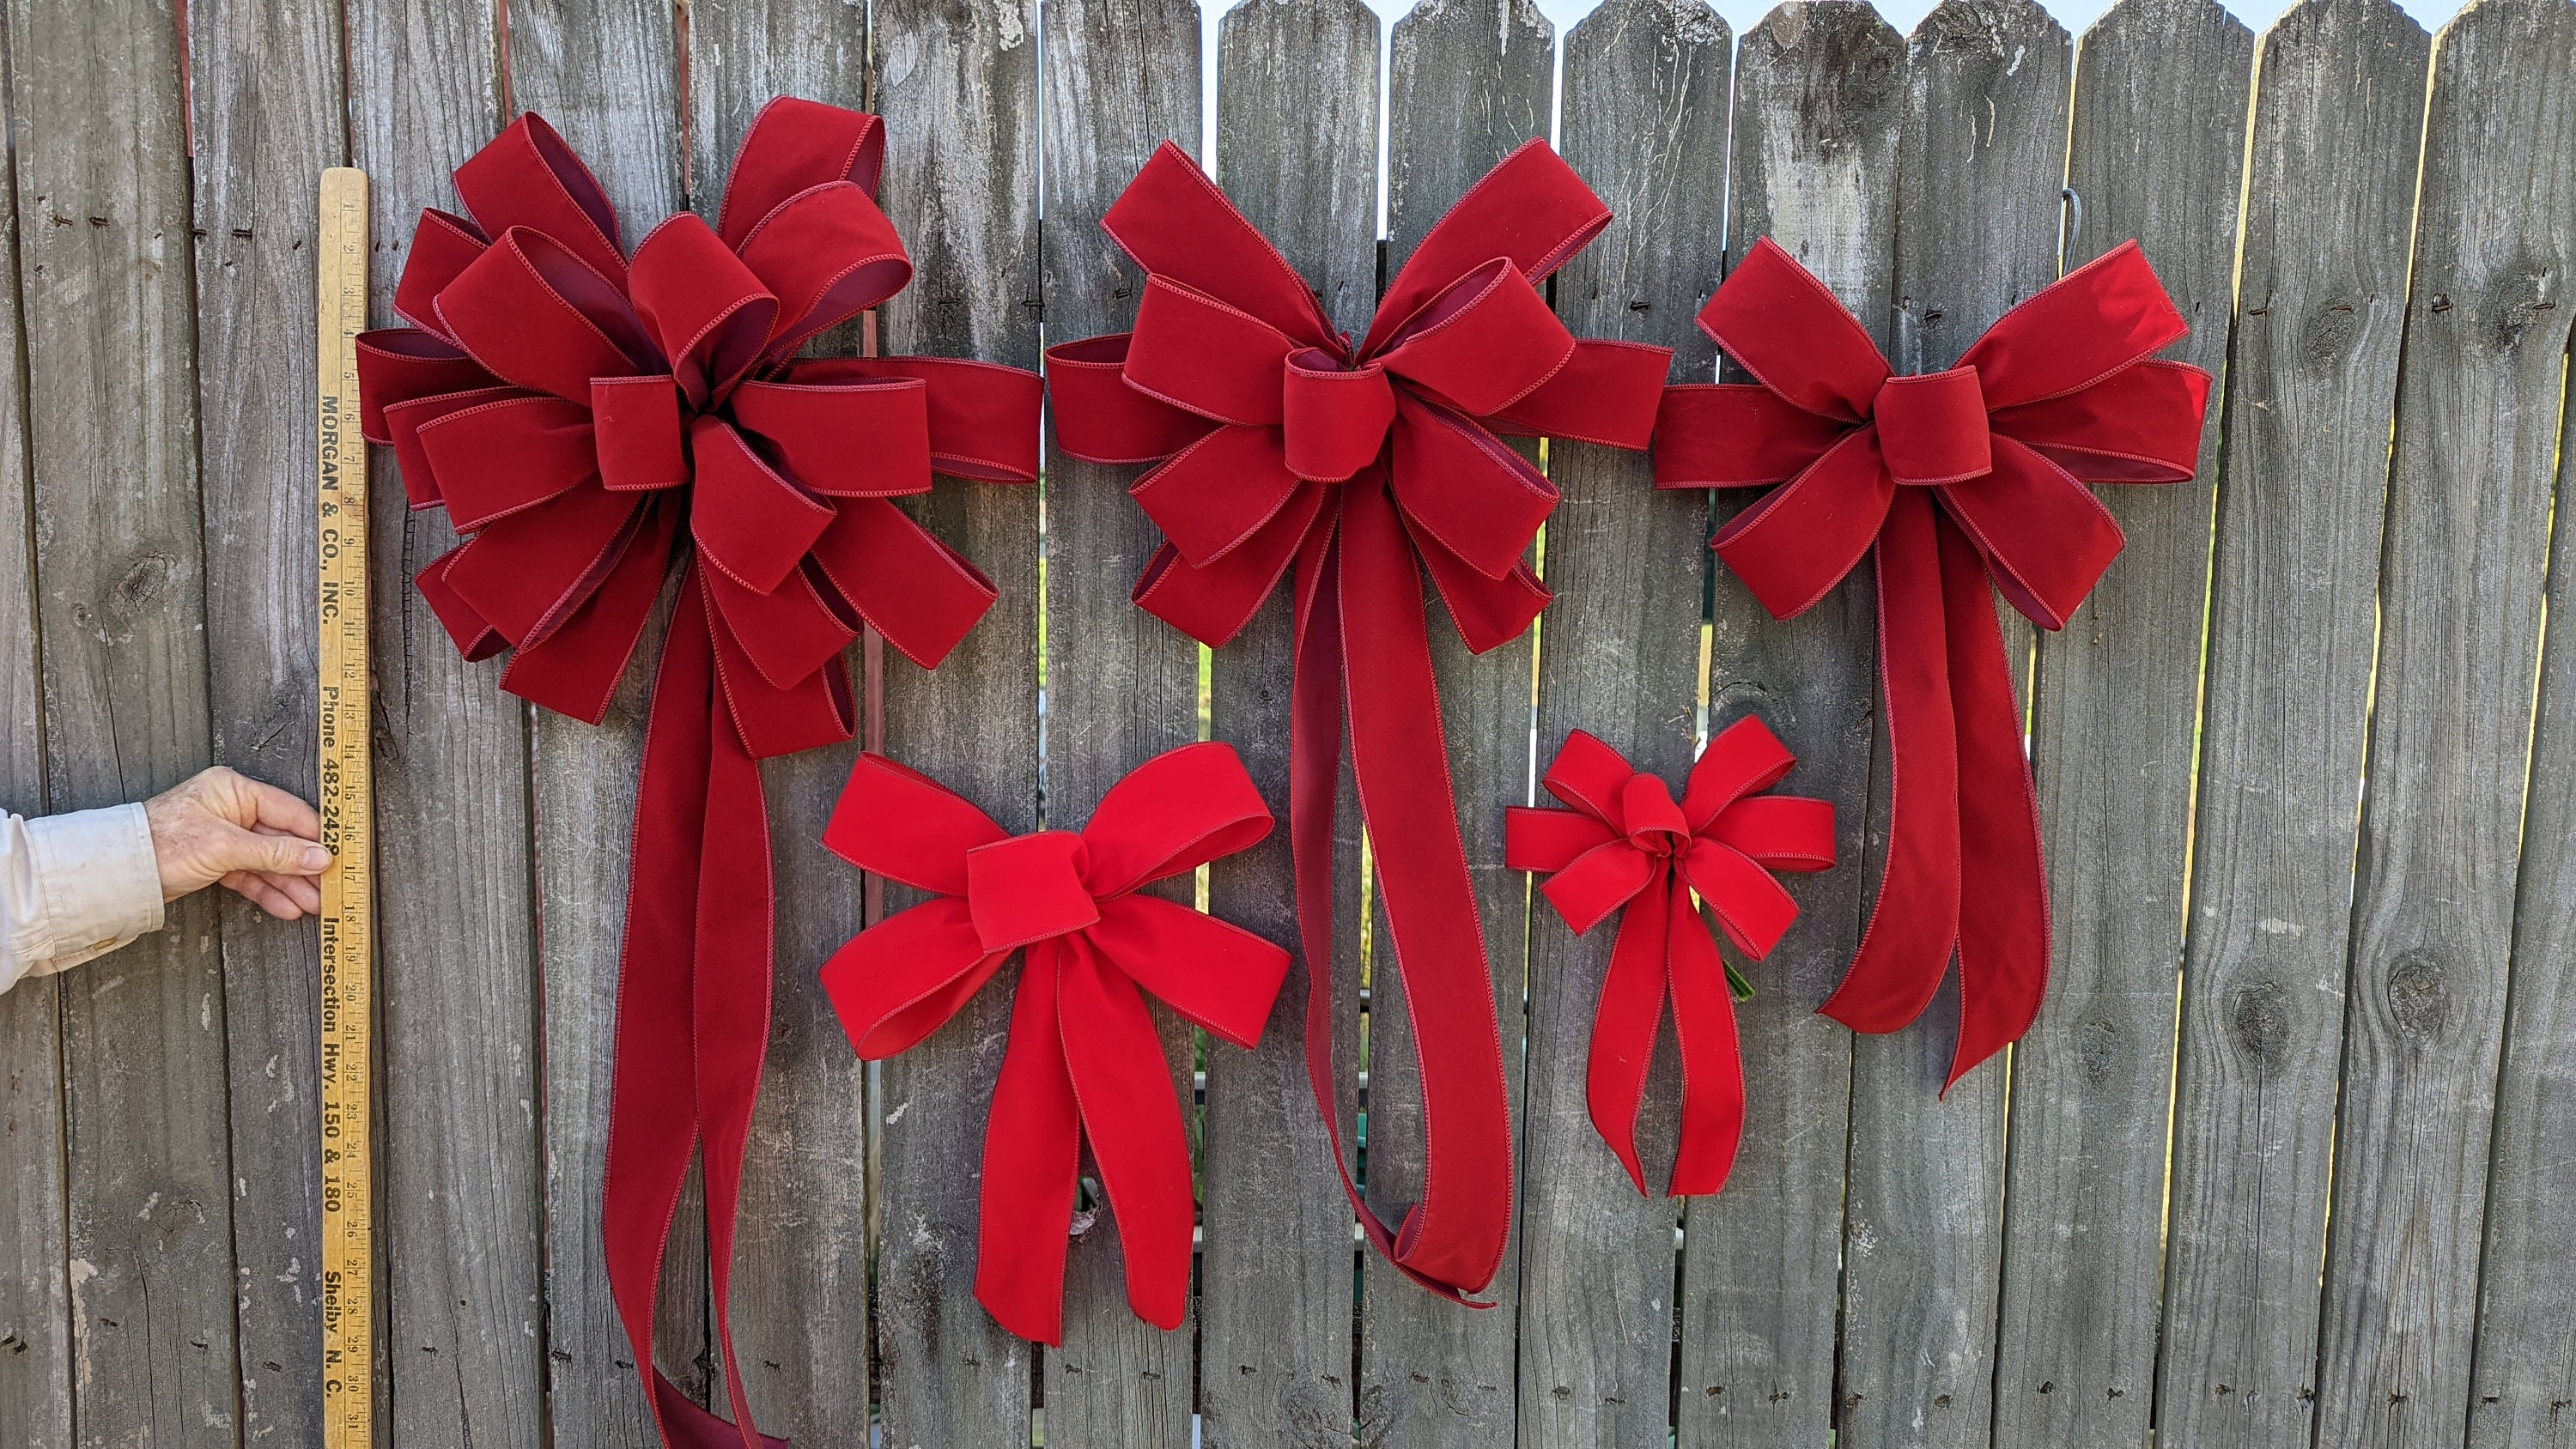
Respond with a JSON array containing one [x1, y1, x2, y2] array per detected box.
[[1506, 719, 1834, 1197], [816, 743, 1291, 1343], [1044, 140, 1668, 1303], [1653, 237, 2209, 1088], [354, 99, 1042, 1449]]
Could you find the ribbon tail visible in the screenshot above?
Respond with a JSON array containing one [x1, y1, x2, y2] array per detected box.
[[1584, 881, 1670, 1198], [1819, 488, 1963, 1036], [1056, 936, 1196, 1332], [601, 567, 789, 1449], [975, 941, 1083, 1346], [1937, 514, 2049, 1090], [1336, 476, 1515, 1300], [1664, 880, 1747, 1197]]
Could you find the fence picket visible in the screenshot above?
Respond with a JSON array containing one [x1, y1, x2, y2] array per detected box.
[[2314, 1, 2576, 1440], [1679, 6, 1902, 1441], [1197, 3, 1376, 1446], [1990, 0, 2251, 1441], [1358, 3, 1554, 1444], [3, 1, 236, 1442], [868, 3, 1044, 1443], [1514, 4, 1729, 1446], [2154, 2, 2429, 1442]]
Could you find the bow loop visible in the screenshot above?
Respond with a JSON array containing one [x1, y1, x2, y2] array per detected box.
[[628, 214, 780, 408], [1371, 258, 1575, 417], [966, 832, 1101, 950], [451, 112, 625, 285], [1873, 367, 1992, 486], [1693, 236, 1887, 421], [821, 752, 1008, 897], [1101, 142, 1340, 350], [434, 227, 659, 402], [1078, 740, 1277, 897], [1619, 774, 1688, 852], [719, 98, 887, 247], [1123, 276, 1299, 426], [1681, 715, 1800, 830]]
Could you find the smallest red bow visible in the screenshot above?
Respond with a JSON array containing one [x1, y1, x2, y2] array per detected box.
[[1507, 719, 1834, 1197], [819, 743, 1291, 1345]]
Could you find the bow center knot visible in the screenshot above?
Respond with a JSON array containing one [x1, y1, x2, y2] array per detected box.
[[1870, 366, 1991, 487], [1618, 773, 1691, 858], [1280, 349, 1396, 482], [964, 830, 1100, 952], [591, 375, 695, 492]]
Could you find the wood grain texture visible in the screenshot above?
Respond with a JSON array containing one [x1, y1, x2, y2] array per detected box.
[[1512, 5, 1726, 1447], [2152, 3, 2427, 1443], [2314, 2, 2576, 1442], [1990, 0, 2250, 1442], [1358, 4, 1551, 1446], [868, 3, 1043, 1443], [1198, 4, 1375, 1446], [504, 3, 704, 1440], [683, 3, 874, 1438], [185, 2, 350, 1442], [1037, 2, 1203, 1442], [6, 0, 238, 1443], [1675, 6, 1899, 1442], [344, 5, 554, 1444], [0, 14, 68, 1446], [1836, 4, 2068, 1446]]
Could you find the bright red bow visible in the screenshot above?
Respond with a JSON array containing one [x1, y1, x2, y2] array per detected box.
[[1045, 140, 1669, 1303], [355, 98, 1042, 1449], [1508, 720, 1834, 1197], [818, 743, 1290, 1345], [1655, 237, 2209, 1088]]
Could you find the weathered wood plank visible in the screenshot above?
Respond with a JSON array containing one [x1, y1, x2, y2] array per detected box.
[[1675, 5, 1899, 1441], [0, 15, 69, 1446], [1990, 0, 2250, 1441], [2315, 2, 2576, 1442], [868, 3, 1042, 1442], [1680, 14, 1897, 1438], [186, 2, 350, 1442], [1036, 1, 1203, 1442], [1837, 3, 2068, 1444], [2152, 2, 2427, 1443], [1199, 3, 1374, 1445], [1514, 4, 1727, 1446], [6, 0, 237, 1443], [504, 3, 703, 1440], [1359, 3, 1551, 1445], [345, 5, 553, 1444], [683, 4, 874, 1438]]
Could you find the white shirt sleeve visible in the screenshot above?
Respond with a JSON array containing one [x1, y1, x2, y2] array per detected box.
[[1, 803, 166, 995]]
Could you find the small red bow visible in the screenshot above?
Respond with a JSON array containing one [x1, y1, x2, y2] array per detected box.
[[1508, 720, 1834, 1197], [820, 743, 1290, 1346], [1046, 139, 1669, 1304], [355, 98, 1042, 1449], [1655, 237, 2208, 1088]]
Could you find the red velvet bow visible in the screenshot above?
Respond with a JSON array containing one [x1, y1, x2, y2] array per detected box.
[[1045, 140, 1670, 1304], [354, 99, 1042, 1449], [1508, 720, 1834, 1197], [1654, 237, 2209, 1088], [817, 743, 1290, 1345]]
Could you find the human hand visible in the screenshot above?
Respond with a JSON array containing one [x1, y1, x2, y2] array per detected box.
[[143, 767, 332, 921]]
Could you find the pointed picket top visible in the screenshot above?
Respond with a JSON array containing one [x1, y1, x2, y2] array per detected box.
[[2082, 0, 2253, 54], [1907, 0, 2072, 64]]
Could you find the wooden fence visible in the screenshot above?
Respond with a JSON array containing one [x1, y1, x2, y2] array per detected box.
[[1, 0, 2573, 1445]]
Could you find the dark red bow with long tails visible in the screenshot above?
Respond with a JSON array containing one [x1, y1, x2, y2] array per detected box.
[[1044, 140, 1669, 1303], [353, 99, 1042, 1449], [1654, 237, 2209, 1088], [817, 743, 1290, 1344], [1507, 719, 1834, 1197]]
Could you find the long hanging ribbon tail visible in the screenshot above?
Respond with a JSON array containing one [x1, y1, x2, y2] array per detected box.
[[975, 939, 1083, 1345], [1818, 488, 1962, 1039], [1293, 473, 1516, 1304], [1583, 876, 1673, 1198], [1935, 512, 2049, 1089], [602, 565, 788, 1449], [1662, 879, 1747, 1197]]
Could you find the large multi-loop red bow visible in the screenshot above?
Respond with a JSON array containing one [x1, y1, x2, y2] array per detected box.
[[1507, 720, 1834, 1197], [1655, 237, 2208, 1088], [818, 743, 1290, 1345], [355, 98, 1042, 1449], [1045, 140, 1669, 1303]]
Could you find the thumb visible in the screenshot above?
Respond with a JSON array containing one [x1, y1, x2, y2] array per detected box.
[[233, 827, 333, 877]]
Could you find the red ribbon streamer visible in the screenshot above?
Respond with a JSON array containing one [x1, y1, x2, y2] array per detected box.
[[1045, 141, 1668, 1303], [817, 743, 1291, 1344], [1653, 237, 2209, 1088], [1506, 719, 1835, 1197], [355, 99, 1042, 1449]]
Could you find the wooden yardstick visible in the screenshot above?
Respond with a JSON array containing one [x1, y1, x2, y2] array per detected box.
[[313, 164, 377, 1449]]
